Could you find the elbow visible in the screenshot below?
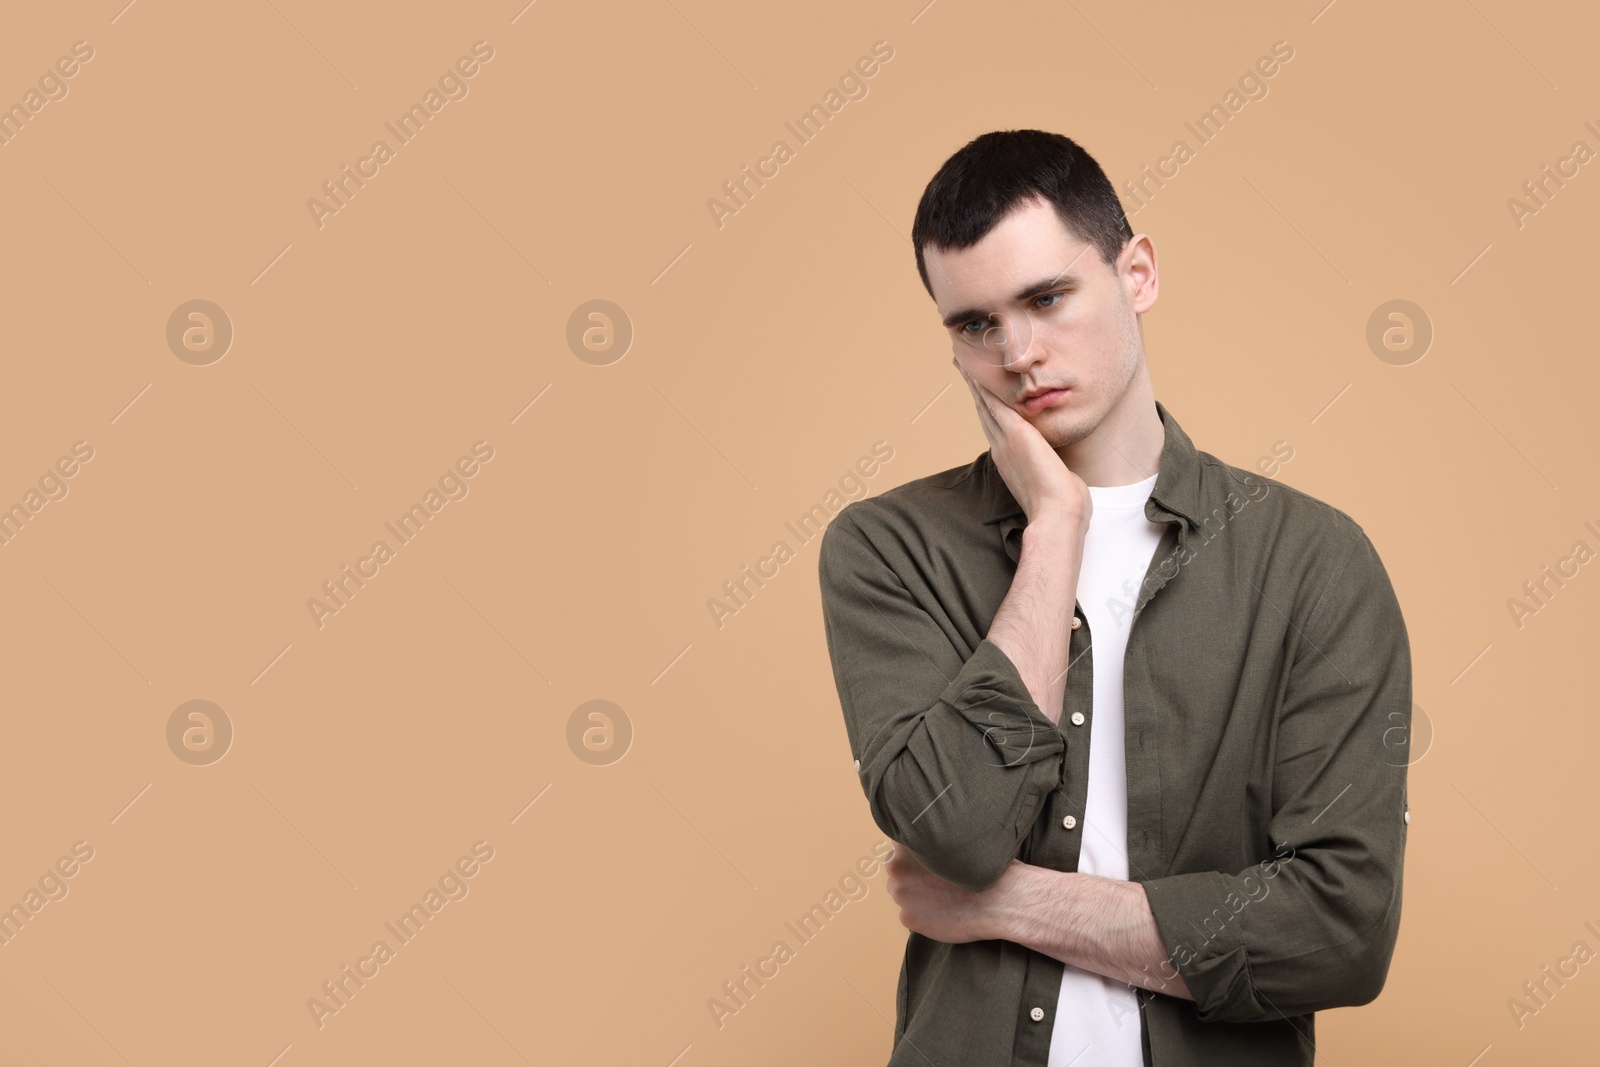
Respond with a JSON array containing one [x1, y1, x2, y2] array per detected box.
[[1330, 876, 1404, 1009], [1189, 943, 1393, 1025], [1173, 854, 1406, 1023], [1329, 931, 1398, 1010], [1189, 920, 1400, 1024], [874, 805, 1015, 893], [868, 783, 1017, 893], [1266, 853, 1405, 1017], [933, 839, 1013, 894], [1342, 971, 1390, 1011], [861, 719, 1059, 894], [1283, 918, 1403, 1019]]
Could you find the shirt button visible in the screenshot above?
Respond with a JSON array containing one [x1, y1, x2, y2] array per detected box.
[[1070, 711, 1085, 726], [1029, 1006, 1045, 1022], [1070, 616, 1081, 630], [1403, 808, 1410, 824], [1062, 815, 1077, 830], [854, 759, 861, 773]]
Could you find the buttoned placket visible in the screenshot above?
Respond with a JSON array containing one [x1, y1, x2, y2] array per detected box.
[[997, 504, 1192, 1064], [992, 518, 1091, 1061]]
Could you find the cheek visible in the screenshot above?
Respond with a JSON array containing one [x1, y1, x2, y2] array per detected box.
[[966, 360, 1010, 392], [954, 356, 998, 392], [975, 367, 1008, 392], [1056, 314, 1106, 351]]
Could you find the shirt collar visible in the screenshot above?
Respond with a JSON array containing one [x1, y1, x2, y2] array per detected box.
[[979, 399, 1205, 531]]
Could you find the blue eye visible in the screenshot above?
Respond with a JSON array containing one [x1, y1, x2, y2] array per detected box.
[[958, 292, 1065, 335]]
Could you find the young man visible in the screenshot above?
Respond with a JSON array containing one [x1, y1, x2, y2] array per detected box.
[[816, 130, 1411, 1066]]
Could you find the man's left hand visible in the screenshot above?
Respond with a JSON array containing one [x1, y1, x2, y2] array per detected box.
[[884, 839, 1015, 943]]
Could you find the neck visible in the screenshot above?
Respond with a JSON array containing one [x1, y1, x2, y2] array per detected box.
[[1054, 376, 1164, 488]]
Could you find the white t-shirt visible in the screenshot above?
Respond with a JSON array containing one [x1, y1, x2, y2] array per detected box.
[[1048, 471, 1165, 1067]]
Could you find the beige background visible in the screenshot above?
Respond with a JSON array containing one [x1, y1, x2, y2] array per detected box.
[[0, 0, 1595, 1063]]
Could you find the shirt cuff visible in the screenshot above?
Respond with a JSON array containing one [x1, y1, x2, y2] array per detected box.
[[936, 637, 1065, 767], [1139, 871, 1262, 1023]]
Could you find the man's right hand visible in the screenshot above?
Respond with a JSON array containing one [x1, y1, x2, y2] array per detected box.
[[953, 358, 1092, 535]]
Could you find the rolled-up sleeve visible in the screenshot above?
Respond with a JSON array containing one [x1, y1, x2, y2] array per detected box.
[[1138, 524, 1411, 1024], [817, 512, 1065, 893]]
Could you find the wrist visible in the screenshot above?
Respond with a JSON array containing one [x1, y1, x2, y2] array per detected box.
[[1023, 509, 1087, 545], [982, 860, 1049, 945]]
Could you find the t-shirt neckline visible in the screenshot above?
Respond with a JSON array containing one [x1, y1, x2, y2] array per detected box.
[[1085, 471, 1158, 509]]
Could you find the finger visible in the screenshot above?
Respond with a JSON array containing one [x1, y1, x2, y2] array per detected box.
[[967, 383, 1003, 444], [955, 363, 999, 422], [966, 373, 1012, 420], [964, 375, 1010, 440], [955, 367, 1001, 441]]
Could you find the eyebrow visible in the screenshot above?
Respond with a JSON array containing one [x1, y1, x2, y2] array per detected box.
[[939, 267, 1082, 329]]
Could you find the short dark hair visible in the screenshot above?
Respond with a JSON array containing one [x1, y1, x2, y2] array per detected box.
[[911, 129, 1133, 300]]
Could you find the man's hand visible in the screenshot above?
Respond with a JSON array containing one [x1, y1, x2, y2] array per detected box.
[[884, 839, 1010, 944], [953, 358, 1091, 532], [953, 358, 1089, 721], [885, 839, 1195, 1000]]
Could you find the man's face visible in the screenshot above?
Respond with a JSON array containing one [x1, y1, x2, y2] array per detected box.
[[925, 196, 1154, 449]]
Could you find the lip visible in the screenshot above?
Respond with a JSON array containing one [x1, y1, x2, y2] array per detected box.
[[1019, 387, 1069, 413]]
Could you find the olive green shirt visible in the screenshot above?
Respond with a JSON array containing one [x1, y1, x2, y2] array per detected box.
[[816, 400, 1411, 1066]]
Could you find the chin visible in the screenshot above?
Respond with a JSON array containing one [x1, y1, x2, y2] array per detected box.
[[1034, 408, 1094, 448]]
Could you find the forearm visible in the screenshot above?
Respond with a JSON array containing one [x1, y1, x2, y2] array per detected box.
[[818, 517, 1071, 894], [985, 516, 1084, 725], [987, 861, 1193, 1000]]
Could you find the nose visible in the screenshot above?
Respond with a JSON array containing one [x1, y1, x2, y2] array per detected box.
[[992, 309, 1045, 371]]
